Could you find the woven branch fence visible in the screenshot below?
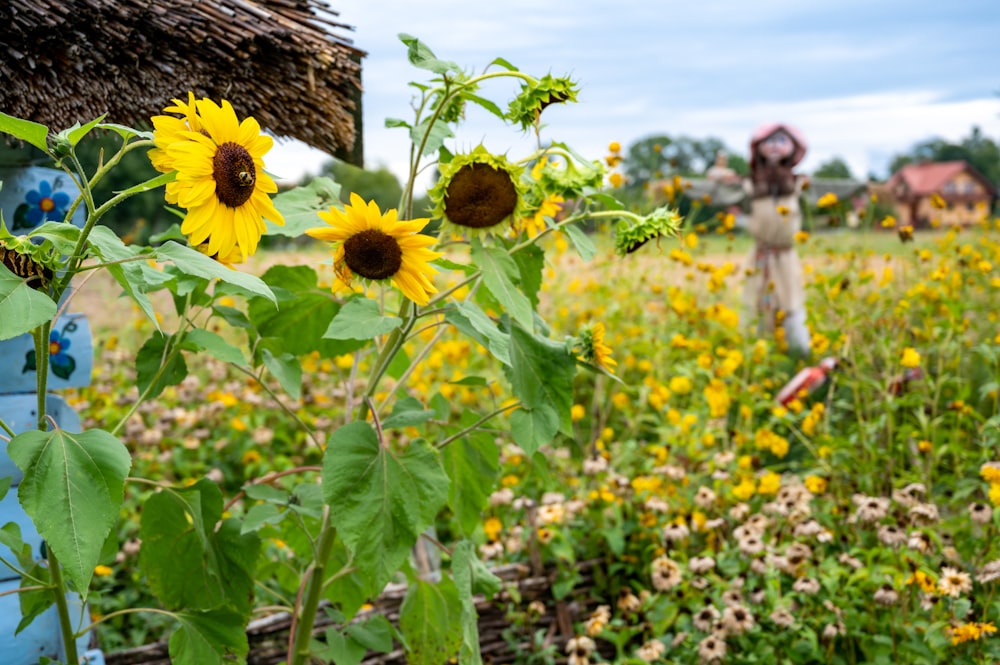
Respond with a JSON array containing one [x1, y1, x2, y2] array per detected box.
[[103, 560, 601, 665]]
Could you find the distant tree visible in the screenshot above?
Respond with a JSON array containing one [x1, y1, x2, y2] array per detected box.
[[727, 153, 750, 177], [314, 160, 404, 212], [622, 134, 741, 191], [889, 126, 1000, 185], [813, 157, 854, 179]]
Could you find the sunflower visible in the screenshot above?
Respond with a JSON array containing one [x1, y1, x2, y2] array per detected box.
[[578, 322, 617, 373], [429, 146, 526, 236], [154, 97, 284, 262], [306, 193, 441, 306], [518, 194, 565, 238], [148, 92, 201, 173]]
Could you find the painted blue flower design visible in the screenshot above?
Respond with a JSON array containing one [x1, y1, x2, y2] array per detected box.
[[23, 321, 78, 380], [24, 180, 71, 227], [48, 329, 73, 369]]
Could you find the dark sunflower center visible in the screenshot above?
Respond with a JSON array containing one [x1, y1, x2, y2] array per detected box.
[[444, 162, 517, 229], [343, 229, 403, 280], [213, 142, 256, 208]]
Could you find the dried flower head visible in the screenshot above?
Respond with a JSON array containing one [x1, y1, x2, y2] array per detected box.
[[697, 634, 727, 663], [651, 556, 683, 591], [693, 604, 720, 632], [720, 605, 755, 636], [430, 146, 524, 235]]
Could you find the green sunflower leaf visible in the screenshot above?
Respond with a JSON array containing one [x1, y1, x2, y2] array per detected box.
[[562, 221, 596, 261], [155, 241, 276, 303], [510, 405, 559, 457], [487, 56, 519, 71], [470, 239, 532, 330], [323, 296, 403, 340], [399, 33, 461, 74], [87, 226, 160, 327], [383, 396, 435, 429], [0, 261, 57, 341], [8, 428, 131, 597], [399, 577, 463, 665], [269, 176, 342, 238], [346, 615, 395, 653], [411, 116, 455, 157], [249, 265, 362, 359], [322, 422, 449, 592], [27, 220, 82, 255], [261, 349, 302, 401], [168, 608, 250, 665], [97, 122, 154, 141], [444, 300, 510, 366], [465, 94, 505, 121], [60, 114, 107, 147], [0, 111, 49, 153], [113, 170, 176, 198], [507, 325, 575, 434], [316, 629, 367, 665], [183, 328, 248, 368], [136, 331, 189, 400], [511, 243, 544, 307], [441, 410, 499, 536], [453, 540, 502, 665], [140, 480, 260, 616]]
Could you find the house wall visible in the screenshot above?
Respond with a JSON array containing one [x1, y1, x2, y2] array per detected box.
[[894, 171, 993, 228]]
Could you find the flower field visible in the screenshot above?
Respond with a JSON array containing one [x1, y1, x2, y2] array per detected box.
[[73, 221, 1000, 664]]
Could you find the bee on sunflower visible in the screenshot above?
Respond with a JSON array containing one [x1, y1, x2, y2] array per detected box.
[[150, 95, 284, 263], [306, 193, 441, 306]]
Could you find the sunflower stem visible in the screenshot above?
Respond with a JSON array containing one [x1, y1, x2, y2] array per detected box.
[[33, 321, 52, 431], [47, 550, 79, 665], [288, 506, 337, 665], [376, 324, 448, 414], [436, 402, 522, 450], [358, 299, 418, 422]]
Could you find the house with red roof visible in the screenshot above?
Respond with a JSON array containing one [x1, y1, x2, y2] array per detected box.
[[886, 161, 996, 228]]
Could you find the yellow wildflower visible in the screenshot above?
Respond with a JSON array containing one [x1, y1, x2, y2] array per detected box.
[[483, 517, 502, 541], [704, 379, 730, 418], [758, 471, 781, 495], [732, 477, 756, 500], [804, 475, 827, 494], [817, 192, 838, 208], [901, 347, 921, 368]]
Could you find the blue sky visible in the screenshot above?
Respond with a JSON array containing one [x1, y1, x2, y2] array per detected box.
[[266, 0, 1000, 188]]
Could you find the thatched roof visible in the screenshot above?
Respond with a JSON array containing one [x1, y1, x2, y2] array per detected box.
[[1, 0, 364, 163]]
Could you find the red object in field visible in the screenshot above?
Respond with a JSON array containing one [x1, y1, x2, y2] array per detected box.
[[776, 357, 838, 406], [888, 367, 924, 396]]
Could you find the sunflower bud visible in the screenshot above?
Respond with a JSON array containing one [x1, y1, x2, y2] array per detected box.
[[614, 207, 683, 256], [507, 75, 579, 131]]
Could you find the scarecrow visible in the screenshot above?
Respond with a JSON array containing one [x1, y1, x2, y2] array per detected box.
[[744, 123, 811, 356]]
